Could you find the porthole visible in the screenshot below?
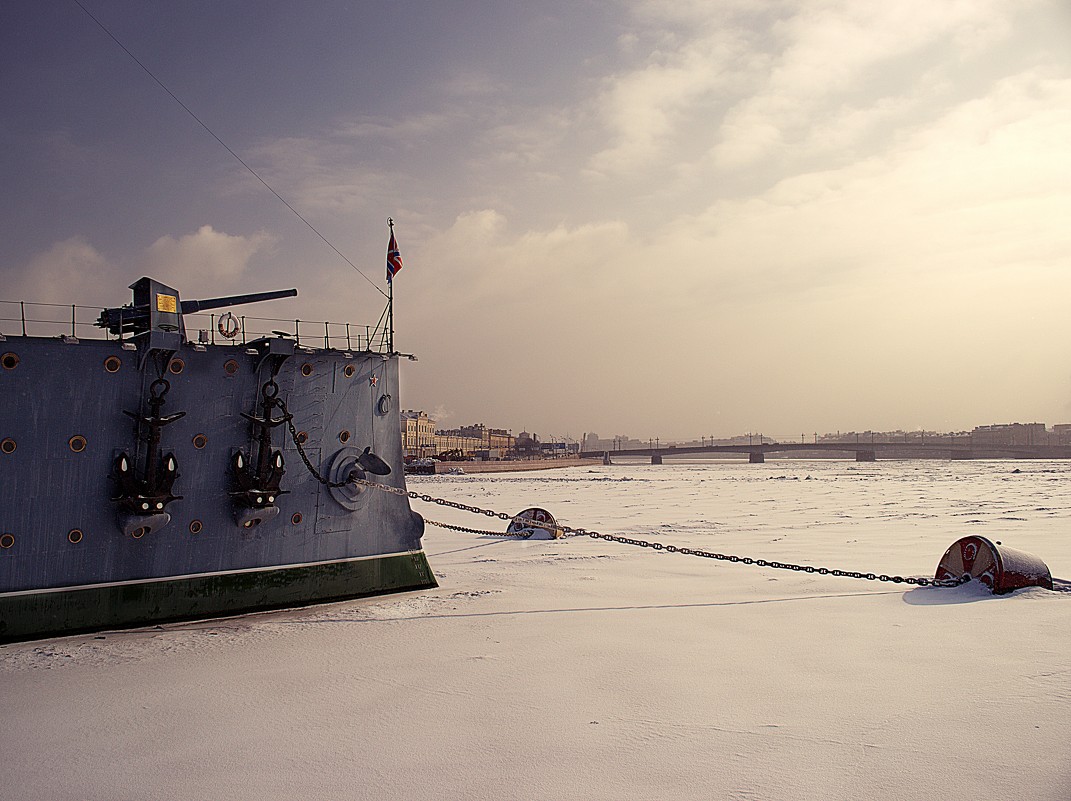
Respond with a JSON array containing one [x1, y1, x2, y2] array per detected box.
[[69, 435, 87, 453], [224, 359, 239, 376], [343, 364, 355, 378], [301, 363, 314, 377], [0, 533, 14, 549], [339, 430, 351, 443], [1, 352, 18, 370], [131, 527, 147, 539], [291, 512, 303, 525], [0, 438, 15, 455], [103, 355, 122, 373], [168, 358, 185, 374], [189, 520, 203, 535], [68, 529, 83, 544], [192, 433, 208, 449], [296, 431, 309, 445]]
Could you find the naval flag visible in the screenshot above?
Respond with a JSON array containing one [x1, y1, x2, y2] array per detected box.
[[387, 230, 403, 282]]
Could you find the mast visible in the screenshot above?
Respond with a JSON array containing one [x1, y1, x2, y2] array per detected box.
[[387, 217, 395, 352]]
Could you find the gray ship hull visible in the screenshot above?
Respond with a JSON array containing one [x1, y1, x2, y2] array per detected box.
[[0, 318, 436, 642]]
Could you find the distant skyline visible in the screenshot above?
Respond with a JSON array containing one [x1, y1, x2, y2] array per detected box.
[[4, 1, 1071, 440], [412, 406, 1063, 448]]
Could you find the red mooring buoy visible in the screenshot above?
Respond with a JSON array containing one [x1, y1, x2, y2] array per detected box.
[[935, 536, 1052, 594]]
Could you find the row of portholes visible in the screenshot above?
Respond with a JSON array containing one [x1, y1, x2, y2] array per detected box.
[[4, 352, 359, 380], [0, 435, 90, 454], [0, 430, 357, 453], [104, 355, 354, 379], [0, 511, 310, 552]]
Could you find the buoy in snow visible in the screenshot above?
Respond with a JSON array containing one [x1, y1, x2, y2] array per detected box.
[[935, 536, 1052, 594], [507, 508, 563, 539]]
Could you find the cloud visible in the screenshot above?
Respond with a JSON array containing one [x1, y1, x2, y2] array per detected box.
[[708, 0, 1039, 168], [330, 113, 455, 142], [583, 0, 1047, 182], [143, 225, 276, 295], [5, 237, 117, 307], [588, 27, 749, 176]]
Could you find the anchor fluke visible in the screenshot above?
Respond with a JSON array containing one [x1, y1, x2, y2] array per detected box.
[[357, 447, 392, 476]]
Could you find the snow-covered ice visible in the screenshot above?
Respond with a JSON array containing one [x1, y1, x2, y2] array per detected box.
[[2, 459, 1070, 800]]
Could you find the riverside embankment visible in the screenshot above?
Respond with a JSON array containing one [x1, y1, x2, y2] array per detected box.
[[410, 457, 602, 475]]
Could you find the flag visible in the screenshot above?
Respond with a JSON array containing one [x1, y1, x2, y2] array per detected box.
[[387, 230, 403, 281]]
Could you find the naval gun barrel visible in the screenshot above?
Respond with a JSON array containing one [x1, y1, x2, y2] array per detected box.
[[180, 288, 297, 314], [96, 285, 298, 336]]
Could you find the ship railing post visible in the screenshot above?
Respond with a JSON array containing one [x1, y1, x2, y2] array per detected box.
[[240, 315, 247, 345], [210, 313, 216, 345], [295, 319, 301, 346], [324, 320, 330, 349], [346, 322, 352, 351], [20, 301, 26, 336], [71, 304, 76, 337]]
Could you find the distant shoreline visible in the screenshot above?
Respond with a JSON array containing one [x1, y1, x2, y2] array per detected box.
[[407, 457, 602, 475]]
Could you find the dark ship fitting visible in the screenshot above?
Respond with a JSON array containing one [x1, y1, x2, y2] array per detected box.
[[0, 277, 435, 642]]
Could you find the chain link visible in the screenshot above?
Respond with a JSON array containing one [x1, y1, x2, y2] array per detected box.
[[352, 478, 968, 588], [422, 519, 529, 537], [277, 395, 354, 488]]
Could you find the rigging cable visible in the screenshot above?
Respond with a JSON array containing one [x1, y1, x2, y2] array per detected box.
[[72, 0, 388, 299]]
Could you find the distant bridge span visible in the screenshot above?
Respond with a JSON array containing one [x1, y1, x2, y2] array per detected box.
[[580, 441, 1071, 464]]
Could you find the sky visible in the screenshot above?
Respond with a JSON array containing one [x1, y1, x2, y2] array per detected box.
[[3, 0, 1071, 442]]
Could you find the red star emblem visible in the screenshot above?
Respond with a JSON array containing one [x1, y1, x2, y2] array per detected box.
[[369, 374, 378, 387]]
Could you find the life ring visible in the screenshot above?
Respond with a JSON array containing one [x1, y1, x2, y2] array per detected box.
[[218, 312, 240, 339]]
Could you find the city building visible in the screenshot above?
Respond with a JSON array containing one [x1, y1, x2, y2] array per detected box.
[[400, 410, 436, 458], [970, 422, 1048, 447]]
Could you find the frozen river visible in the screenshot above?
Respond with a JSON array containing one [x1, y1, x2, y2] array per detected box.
[[3, 458, 1070, 800]]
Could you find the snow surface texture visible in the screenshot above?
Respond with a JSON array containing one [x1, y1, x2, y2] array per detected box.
[[3, 459, 1070, 800]]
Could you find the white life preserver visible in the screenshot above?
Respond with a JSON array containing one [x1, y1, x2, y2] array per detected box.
[[218, 312, 240, 339]]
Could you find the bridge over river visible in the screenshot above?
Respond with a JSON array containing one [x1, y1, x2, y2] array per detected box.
[[580, 441, 1071, 464]]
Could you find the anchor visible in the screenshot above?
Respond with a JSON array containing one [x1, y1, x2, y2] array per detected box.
[[114, 376, 185, 537], [232, 378, 289, 528]]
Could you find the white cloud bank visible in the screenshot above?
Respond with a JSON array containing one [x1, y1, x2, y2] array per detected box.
[[11, 226, 276, 308]]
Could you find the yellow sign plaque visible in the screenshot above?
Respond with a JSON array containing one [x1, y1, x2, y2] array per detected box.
[[156, 293, 178, 313]]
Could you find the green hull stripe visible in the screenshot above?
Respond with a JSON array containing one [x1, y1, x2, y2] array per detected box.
[[0, 551, 437, 643]]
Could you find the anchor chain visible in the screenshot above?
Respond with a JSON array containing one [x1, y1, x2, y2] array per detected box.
[[275, 392, 354, 489], [422, 519, 528, 538], [351, 479, 968, 588]]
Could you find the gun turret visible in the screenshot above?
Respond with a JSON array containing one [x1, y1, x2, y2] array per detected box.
[[96, 278, 298, 338]]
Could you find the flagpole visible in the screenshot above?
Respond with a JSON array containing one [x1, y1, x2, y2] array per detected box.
[[387, 217, 395, 352]]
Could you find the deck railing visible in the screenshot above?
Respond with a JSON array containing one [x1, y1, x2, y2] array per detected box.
[[0, 300, 390, 352]]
